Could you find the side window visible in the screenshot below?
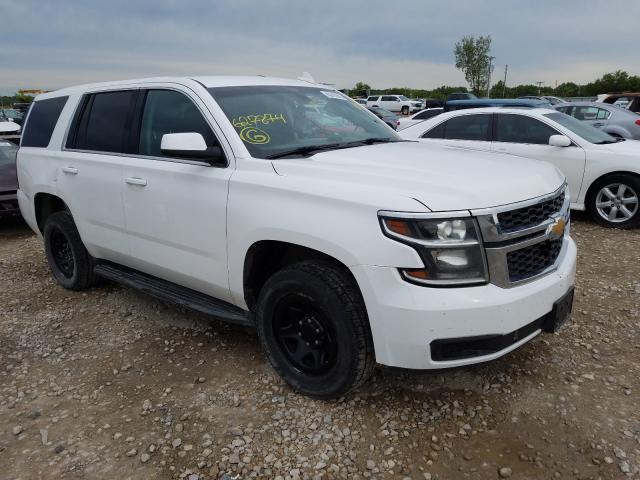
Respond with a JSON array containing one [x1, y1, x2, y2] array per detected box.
[[443, 114, 491, 141], [596, 108, 610, 120], [414, 110, 440, 120], [572, 106, 600, 121], [556, 106, 571, 114], [422, 122, 445, 139], [138, 90, 217, 158], [367, 96, 379, 102], [381, 96, 396, 102], [21, 96, 68, 148], [75, 90, 136, 153], [495, 114, 558, 145]]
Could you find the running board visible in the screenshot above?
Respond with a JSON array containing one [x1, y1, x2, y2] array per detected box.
[[94, 262, 252, 327]]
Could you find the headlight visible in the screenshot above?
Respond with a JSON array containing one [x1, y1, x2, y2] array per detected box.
[[380, 214, 488, 287]]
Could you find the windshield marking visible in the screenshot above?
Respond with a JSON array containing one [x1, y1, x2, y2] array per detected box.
[[232, 113, 287, 145]]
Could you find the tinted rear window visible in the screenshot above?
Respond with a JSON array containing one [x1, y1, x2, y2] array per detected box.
[[76, 91, 136, 153], [21, 96, 68, 148]]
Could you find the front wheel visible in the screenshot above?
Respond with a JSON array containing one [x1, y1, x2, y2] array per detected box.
[[256, 261, 375, 399], [587, 174, 640, 228], [401, 106, 409, 115]]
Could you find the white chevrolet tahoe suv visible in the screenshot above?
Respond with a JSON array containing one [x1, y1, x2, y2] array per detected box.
[[17, 76, 577, 398], [366, 95, 422, 115]]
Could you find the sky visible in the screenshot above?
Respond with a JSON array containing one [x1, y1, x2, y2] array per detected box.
[[1, 0, 638, 95]]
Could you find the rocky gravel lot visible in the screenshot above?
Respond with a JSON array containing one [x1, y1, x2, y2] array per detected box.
[[0, 214, 639, 480]]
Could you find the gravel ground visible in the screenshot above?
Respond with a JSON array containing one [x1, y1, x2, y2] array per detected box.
[[0, 213, 638, 480]]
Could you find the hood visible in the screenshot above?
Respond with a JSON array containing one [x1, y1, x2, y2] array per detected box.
[[271, 142, 565, 211], [592, 138, 640, 154]]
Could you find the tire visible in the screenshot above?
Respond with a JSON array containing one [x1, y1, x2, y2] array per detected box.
[[256, 261, 375, 399], [401, 106, 409, 115], [586, 174, 640, 228], [43, 211, 97, 290]]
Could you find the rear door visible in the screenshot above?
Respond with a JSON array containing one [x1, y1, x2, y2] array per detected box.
[[60, 89, 136, 263], [380, 96, 399, 112], [570, 105, 611, 130], [417, 113, 493, 151], [121, 85, 233, 301], [490, 113, 586, 202]]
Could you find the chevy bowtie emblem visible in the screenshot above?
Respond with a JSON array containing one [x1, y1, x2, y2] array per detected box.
[[549, 217, 566, 238]]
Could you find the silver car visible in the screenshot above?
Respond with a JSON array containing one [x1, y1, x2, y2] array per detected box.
[[556, 102, 640, 140]]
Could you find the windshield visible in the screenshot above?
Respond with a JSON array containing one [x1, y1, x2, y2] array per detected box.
[[2, 109, 23, 119], [208, 86, 399, 158], [544, 112, 617, 144], [398, 95, 409, 101]]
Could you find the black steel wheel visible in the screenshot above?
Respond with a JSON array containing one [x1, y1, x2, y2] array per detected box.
[[43, 211, 97, 290], [256, 260, 375, 399], [272, 293, 338, 375]]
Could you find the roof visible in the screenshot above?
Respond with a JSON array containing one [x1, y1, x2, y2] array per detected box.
[[446, 98, 549, 107], [438, 106, 558, 116], [35, 75, 326, 100]]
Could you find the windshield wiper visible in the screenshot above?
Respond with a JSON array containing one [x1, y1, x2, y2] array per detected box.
[[265, 143, 345, 159], [594, 138, 625, 144], [265, 138, 397, 159]]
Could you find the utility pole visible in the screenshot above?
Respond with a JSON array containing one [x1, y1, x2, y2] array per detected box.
[[486, 56, 495, 98], [535, 81, 544, 95], [503, 64, 508, 97]]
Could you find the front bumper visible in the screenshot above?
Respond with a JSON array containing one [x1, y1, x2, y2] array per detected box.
[[351, 237, 577, 369]]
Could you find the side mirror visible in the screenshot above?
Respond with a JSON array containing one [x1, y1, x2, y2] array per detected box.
[[549, 135, 572, 147], [160, 132, 225, 165]]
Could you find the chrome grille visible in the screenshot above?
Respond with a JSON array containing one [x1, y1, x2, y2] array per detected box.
[[498, 191, 565, 232], [506, 238, 563, 282], [473, 184, 569, 288]]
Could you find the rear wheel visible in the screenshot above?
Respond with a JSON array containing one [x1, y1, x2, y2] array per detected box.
[[43, 211, 97, 290], [586, 174, 640, 228], [256, 261, 375, 398], [401, 106, 409, 115]]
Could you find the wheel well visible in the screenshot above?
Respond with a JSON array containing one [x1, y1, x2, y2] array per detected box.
[[243, 241, 359, 312], [585, 171, 640, 203], [34, 193, 68, 233]]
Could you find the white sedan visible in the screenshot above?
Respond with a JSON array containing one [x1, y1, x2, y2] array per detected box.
[[400, 107, 640, 228], [396, 108, 443, 131]]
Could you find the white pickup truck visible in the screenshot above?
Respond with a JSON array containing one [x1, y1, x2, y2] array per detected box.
[[366, 94, 422, 115], [17, 76, 576, 398]]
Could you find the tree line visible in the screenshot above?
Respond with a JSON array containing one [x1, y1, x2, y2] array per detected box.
[[350, 69, 640, 100]]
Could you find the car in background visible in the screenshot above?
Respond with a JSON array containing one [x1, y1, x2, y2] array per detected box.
[[555, 102, 640, 140], [396, 107, 443, 130], [366, 95, 422, 115], [421, 98, 444, 109], [519, 95, 567, 106], [366, 106, 399, 129], [0, 109, 25, 125], [399, 106, 640, 228], [0, 140, 19, 218], [0, 121, 21, 144], [444, 98, 549, 112], [598, 93, 640, 113], [353, 98, 367, 105], [446, 92, 477, 101]]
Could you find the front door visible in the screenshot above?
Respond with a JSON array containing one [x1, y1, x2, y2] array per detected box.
[[490, 113, 586, 202], [121, 87, 233, 301]]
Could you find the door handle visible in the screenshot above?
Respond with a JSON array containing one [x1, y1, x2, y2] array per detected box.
[[125, 177, 147, 186], [593, 122, 604, 127], [62, 166, 78, 175]]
